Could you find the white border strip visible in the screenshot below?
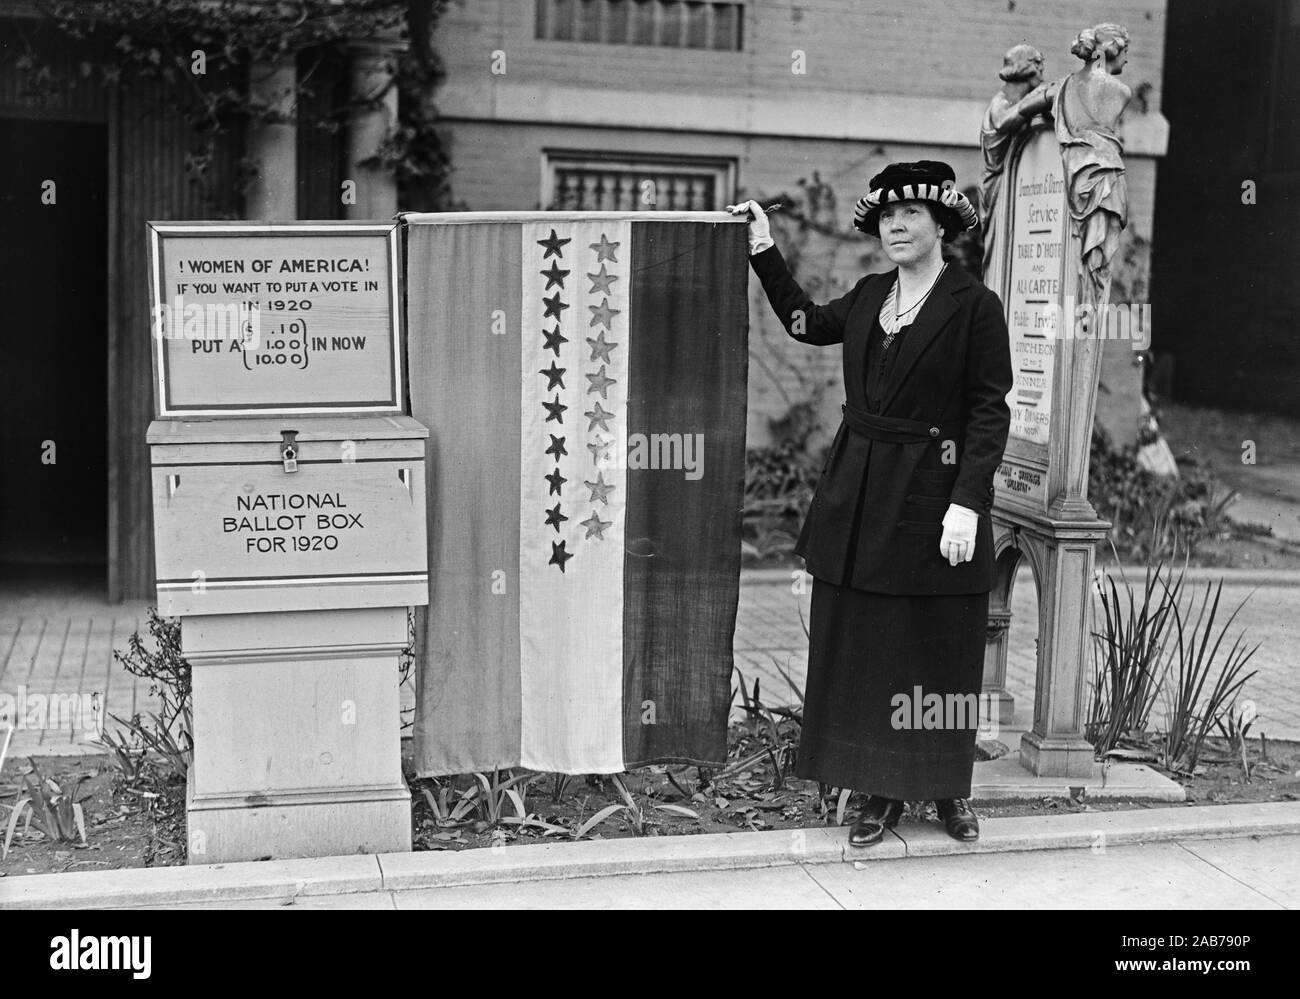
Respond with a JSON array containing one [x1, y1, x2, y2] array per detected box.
[[157, 573, 428, 591], [403, 211, 745, 225]]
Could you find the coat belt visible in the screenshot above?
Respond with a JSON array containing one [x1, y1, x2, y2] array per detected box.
[[841, 402, 962, 444]]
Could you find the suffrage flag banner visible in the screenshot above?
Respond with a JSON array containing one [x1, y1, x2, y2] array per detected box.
[[406, 212, 749, 776]]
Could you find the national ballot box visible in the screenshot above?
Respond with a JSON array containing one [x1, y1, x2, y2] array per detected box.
[[145, 221, 426, 863]]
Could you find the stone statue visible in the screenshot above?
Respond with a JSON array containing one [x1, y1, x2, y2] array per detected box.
[[979, 44, 1055, 277], [1053, 23, 1133, 307]]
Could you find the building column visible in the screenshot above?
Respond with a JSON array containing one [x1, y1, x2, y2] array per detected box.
[[246, 57, 298, 220], [345, 42, 400, 220]]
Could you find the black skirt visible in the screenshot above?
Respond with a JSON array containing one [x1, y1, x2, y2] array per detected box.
[[795, 577, 988, 800]]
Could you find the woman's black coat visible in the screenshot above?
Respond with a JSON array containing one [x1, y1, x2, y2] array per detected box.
[[750, 245, 1013, 595]]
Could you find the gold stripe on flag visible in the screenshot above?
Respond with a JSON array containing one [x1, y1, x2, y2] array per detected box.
[[518, 219, 632, 773]]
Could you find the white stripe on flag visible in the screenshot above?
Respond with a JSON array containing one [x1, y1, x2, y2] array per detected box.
[[519, 220, 631, 773]]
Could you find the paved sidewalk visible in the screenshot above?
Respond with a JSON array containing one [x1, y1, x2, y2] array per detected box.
[[3, 565, 1298, 759], [220, 836, 1300, 909], [4, 802, 1298, 909]]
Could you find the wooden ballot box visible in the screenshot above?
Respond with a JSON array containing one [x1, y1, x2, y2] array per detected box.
[[145, 222, 426, 863]]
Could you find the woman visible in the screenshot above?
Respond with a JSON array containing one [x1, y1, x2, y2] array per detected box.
[[728, 161, 1012, 847]]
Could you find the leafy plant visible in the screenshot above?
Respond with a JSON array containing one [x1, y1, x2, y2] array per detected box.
[[743, 437, 821, 561], [1089, 425, 1240, 563], [470, 769, 532, 827], [1215, 700, 1257, 781], [2, 761, 89, 860], [550, 772, 576, 803], [28, 0, 456, 212], [604, 774, 699, 837], [608, 773, 648, 835], [418, 779, 478, 828], [731, 667, 801, 788], [399, 609, 416, 734], [97, 720, 149, 784], [566, 800, 628, 841], [1086, 549, 1182, 754], [105, 608, 193, 781], [113, 608, 191, 710], [1159, 580, 1260, 774], [106, 708, 193, 782], [733, 670, 780, 743]]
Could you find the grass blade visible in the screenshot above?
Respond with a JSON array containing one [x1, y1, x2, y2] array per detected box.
[[574, 803, 627, 840]]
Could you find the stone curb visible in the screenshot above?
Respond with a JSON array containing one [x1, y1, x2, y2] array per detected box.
[[884, 800, 1300, 858], [375, 825, 862, 891], [0, 854, 383, 910], [4, 801, 1299, 909]]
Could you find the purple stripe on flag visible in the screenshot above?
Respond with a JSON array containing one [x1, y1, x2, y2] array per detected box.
[[622, 221, 749, 767]]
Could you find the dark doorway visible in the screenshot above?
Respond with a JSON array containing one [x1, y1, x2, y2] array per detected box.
[[1152, 0, 1300, 416], [0, 118, 109, 583]]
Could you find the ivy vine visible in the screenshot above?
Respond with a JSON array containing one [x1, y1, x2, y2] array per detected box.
[[13, 0, 452, 212]]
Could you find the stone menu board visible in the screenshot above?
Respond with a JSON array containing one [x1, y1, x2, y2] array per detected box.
[[148, 222, 402, 417], [996, 126, 1067, 509]]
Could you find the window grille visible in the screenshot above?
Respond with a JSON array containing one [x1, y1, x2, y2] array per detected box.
[[536, 0, 743, 51], [543, 153, 736, 211]]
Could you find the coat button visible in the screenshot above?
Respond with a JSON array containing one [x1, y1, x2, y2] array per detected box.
[[929, 427, 939, 437]]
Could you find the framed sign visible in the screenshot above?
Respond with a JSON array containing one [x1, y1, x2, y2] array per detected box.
[[993, 125, 1070, 511], [147, 221, 403, 417]]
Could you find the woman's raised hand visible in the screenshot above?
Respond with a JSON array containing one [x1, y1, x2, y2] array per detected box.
[[725, 200, 775, 256]]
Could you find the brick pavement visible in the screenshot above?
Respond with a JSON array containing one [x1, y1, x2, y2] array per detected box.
[[733, 567, 1300, 741], [2, 567, 1296, 763]]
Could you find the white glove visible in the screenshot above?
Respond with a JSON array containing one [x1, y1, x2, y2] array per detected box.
[[725, 200, 774, 256], [939, 503, 979, 566]]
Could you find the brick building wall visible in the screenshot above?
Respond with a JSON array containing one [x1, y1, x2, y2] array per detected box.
[[430, 0, 1169, 448]]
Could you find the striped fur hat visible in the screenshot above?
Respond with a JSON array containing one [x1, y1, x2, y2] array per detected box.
[[853, 160, 979, 242]]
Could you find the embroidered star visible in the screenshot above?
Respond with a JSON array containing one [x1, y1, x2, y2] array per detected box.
[[581, 511, 613, 540], [538, 228, 571, 259], [542, 395, 567, 423], [540, 261, 569, 290], [545, 467, 567, 496], [539, 360, 566, 390], [544, 502, 568, 532], [545, 434, 567, 459], [586, 331, 619, 365], [542, 325, 568, 355], [587, 264, 618, 295], [583, 471, 615, 505], [549, 539, 573, 572], [542, 292, 569, 320], [584, 401, 615, 433], [585, 365, 617, 399], [589, 233, 620, 263], [588, 297, 621, 330], [586, 435, 614, 464]]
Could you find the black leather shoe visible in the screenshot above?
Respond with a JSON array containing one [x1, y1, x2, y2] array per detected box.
[[848, 796, 903, 848], [934, 798, 980, 841]]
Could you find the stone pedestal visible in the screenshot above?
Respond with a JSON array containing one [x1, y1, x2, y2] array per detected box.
[[990, 515, 1108, 779], [981, 569, 1017, 726], [182, 607, 412, 864]]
